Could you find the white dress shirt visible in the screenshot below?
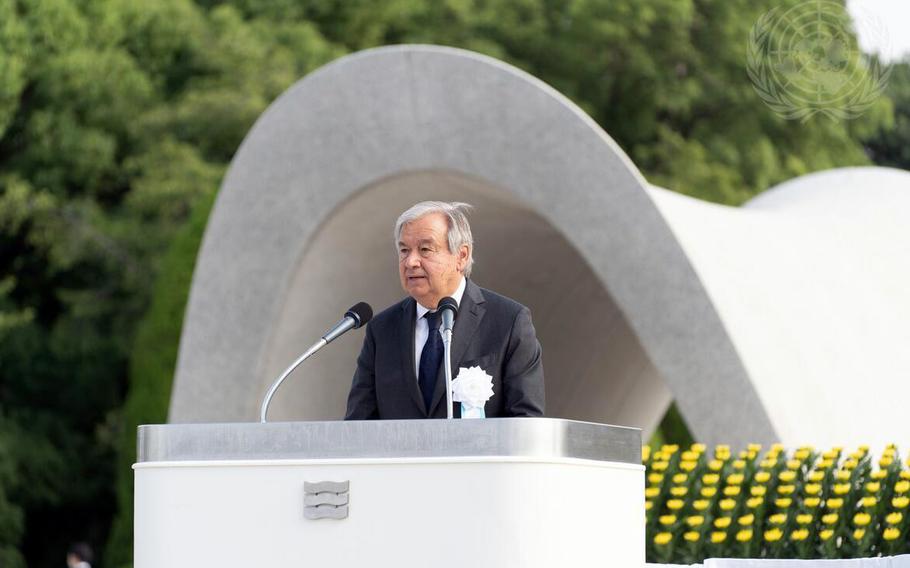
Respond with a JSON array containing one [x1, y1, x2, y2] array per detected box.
[[414, 276, 466, 378]]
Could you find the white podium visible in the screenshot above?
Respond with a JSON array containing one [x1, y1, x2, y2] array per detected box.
[[134, 418, 644, 567]]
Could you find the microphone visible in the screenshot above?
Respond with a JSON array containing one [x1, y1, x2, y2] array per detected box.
[[436, 297, 459, 420], [322, 301, 373, 343], [260, 302, 373, 423], [437, 296, 458, 334]]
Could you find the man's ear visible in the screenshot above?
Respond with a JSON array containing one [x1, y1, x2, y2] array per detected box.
[[457, 245, 470, 271]]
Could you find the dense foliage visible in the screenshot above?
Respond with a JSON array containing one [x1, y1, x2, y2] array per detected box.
[[0, 0, 905, 566], [644, 444, 910, 563]]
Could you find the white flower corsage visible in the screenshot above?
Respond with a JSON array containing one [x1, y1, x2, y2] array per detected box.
[[451, 365, 494, 419]]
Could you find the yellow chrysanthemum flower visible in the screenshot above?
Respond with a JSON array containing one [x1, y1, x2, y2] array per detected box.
[[886, 512, 902, 525], [642, 446, 651, 462], [714, 517, 732, 529], [849, 451, 864, 460], [652, 461, 669, 471], [747, 497, 763, 508], [715, 444, 730, 454], [727, 473, 745, 485], [671, 486, 688, 497], [777, 485, 795, 495], [686, 515, 705, 527], [760, 459, 778, 469], [884, 527, 901, 541], [645, 487, 660, 498], [691, 443, 707, 453], [673, 473, 688, 484], [862, 496, 877, 508], [724, 486, 741, 497], [764, 528, 783, 542], [661, 444, 679, 454], [708, 459, 724, 471], [805, 497, 821, 508], [681, 451, 699, 462], [779, 471, 797, 483], [892, 496, 909, 509], [872, 470, 889, 480], [854, 513, 871, 527], [895, 481, 910, 494], [694, 499, 710, 511], [711, 531, 727, 544], [771, 443, 785, 453], [790, 529, 809, 541], [808, 471, 825, 482], [833, 483, 851, 495], [880, 457, 894, 468], [720, 499, 736, 511], [648, 473, 664, 484], [733, 460, 746, 470], [748, 443, 762, 453], [667, 499, 684, 510], [739, 514, 754, 526], [736, 529, 753, 542], [900, 471, 910, 480], [822, 449, 839, 460], [684, 531, 700, 542], [805, 483, 822, 495], [822, 513, 838, 524], [645, 501, 653, 511], [796, 514, 813, 525], [680, 460, 697, 472], [754, 471, 771, 483], [786, 459, 801, 470], [751, 486, 767, 497], [827, 498, 844, 509], [820, 529, 834, 541], [654, 532, 673, 545], [702, 487, 718, 498], [703, 473, 720, 485], [819, 459, 834, 469], [844, 459, 859, 470], [853, 528, 866, 540], [775, 498, 792, 508], [835, 471, 851, 481], [865, 482, 881, 493], [660, 514, 677, 526], [769, 513, 787, 525]]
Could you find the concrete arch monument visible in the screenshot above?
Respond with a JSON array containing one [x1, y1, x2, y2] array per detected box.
[[169, 45, 910, 448]]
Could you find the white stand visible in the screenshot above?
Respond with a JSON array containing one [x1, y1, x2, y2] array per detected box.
[[134, 418, 644, 568]]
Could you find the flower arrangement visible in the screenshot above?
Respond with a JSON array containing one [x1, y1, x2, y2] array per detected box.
[[644, 443, 910, 563]]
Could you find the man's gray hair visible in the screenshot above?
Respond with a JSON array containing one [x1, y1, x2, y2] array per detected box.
[[395, 201, 475, 277]]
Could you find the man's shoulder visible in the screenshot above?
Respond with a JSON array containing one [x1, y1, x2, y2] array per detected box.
[[368, 297, 412, 328], [473, 282, 528, 317]]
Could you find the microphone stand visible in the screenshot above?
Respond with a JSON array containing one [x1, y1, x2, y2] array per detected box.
[[259, 339, 325, 423], [442, 327, 454, 419]]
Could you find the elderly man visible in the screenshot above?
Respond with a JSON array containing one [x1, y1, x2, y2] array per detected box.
[[345, 201, 545, 419]]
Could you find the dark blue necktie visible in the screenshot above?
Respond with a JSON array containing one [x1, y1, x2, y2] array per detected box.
[[418, 311, 443, 413]]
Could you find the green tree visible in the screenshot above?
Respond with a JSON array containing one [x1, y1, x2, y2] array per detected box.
[[865, 59, 910, 169]]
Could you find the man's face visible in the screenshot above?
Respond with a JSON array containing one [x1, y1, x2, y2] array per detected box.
[[398, 212, 469, 309]]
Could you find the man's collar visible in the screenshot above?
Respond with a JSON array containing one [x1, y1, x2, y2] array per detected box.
[[416, 276, 467, 319]]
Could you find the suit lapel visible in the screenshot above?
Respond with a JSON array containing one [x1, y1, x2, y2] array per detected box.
[[429, 280, 486, 416], [398, 298, 426, 414]]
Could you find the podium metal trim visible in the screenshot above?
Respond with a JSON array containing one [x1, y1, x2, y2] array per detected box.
[[137, 418, 640, 465]]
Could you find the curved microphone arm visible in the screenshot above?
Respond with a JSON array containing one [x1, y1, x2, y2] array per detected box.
[[259, 339, 326, 423]]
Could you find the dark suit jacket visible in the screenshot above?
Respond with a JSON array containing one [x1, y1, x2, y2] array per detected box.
[[345, 279, 545, 419]]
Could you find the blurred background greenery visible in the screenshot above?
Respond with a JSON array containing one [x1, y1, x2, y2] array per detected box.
[[0, 0, 908, 566]]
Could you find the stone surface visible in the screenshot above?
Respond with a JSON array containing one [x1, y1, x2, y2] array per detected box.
[[170, 45, 794, 446]]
